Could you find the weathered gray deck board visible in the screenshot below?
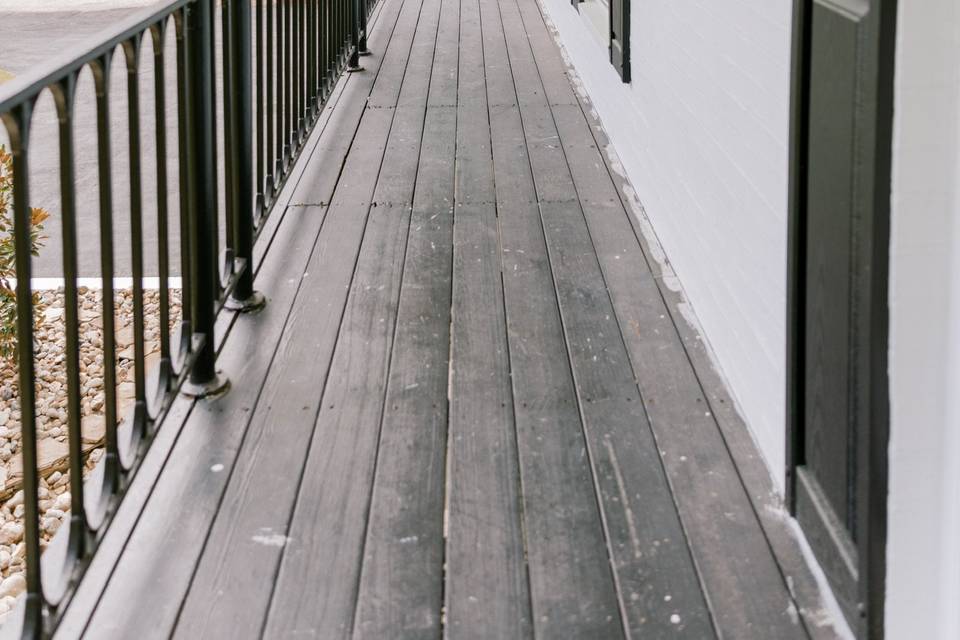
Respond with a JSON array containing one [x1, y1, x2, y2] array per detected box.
[[551, 102, 806, 638], [60, 0, 836, 636], [495, 0, 716, 633], [446, 202, 533, 639], [480, 0, 625, 635], [350, 0, 452, 634], [508, 1, 819, 635], [259, 0, 438, 636], [162, 0, 423, 634], [441, 0, 533, 636], [74, 2, 408, 637]]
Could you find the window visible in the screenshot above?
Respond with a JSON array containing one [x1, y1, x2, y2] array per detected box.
[[572, 0, 630, 82]]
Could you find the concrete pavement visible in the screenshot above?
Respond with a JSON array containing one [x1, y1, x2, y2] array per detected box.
[[0, 2, 227, 278]]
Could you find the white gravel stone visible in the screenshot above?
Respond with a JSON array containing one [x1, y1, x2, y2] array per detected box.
[[0, 574, 24, 599], [54, 493, 71, 511], [0, 287, 182, 604], [0, 524, 21, 547]]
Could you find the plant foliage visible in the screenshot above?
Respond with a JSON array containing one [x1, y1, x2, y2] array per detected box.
[[0, 144, 48, 361]]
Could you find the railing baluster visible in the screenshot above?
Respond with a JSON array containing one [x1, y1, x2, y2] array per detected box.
[[332, 0, 338, 89], [318, 0, 323, 99], [226, 0, 263, 311], [265, 0, 275, 203], [208, 1, 222, 300], [2, 101, 45, 638], [304, 0, 310, 117], [255, 0, 265, 217], [283, 0, 292, 168], [358, 0, 369, 54], [151, 21, 173, 391], [326, 0, 331, 91], [122, 36, 150, 456], [348, 0, 361, 70], [275, 0, 285, 180], [307, 0, 315, 118], [175, 9, 193, 370], [222, 0, 236, 288], [337, 0, 344, 71], [182, 0, 227, 396], [92, 54, 122, 498], [53, 73, 88, 559], [293, 0, 301, 139]]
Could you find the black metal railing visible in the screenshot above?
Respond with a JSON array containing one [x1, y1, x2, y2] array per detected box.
[[0, 0, 370, 635]]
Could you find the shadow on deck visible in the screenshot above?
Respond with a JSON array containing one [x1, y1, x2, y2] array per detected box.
[[58, 0, 842, 636]]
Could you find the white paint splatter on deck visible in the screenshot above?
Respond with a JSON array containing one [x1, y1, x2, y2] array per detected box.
[[252, 528, 292, 548]]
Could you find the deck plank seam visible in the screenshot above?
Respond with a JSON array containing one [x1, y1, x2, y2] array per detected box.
[[425, 1, 461, 628], [439, 0, 463, 632]]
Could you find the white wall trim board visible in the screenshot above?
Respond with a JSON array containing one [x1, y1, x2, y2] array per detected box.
[[886, 1, 960, 637]]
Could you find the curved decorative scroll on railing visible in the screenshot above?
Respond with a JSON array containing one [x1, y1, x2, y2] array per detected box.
[[0, 0, 368, 636]]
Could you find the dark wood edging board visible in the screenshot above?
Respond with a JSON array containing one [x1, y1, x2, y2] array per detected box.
[[57, 1, 409, 636], [519, 0, 839, 636]]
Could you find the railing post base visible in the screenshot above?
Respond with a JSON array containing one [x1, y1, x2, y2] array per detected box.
[[225, 289, 267, 313], [181, 372, 231, 399]]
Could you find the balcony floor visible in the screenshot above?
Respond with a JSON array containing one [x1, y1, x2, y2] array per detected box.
[[58, 0, 841, 636]]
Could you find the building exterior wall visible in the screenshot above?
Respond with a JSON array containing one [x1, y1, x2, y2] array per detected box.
[[886, 1, 960, 637], [543, 1, 960, 637], [538, 0, 794, 486]]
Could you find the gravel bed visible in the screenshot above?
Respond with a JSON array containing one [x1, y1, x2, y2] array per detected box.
[[0, 286, 181, 623]]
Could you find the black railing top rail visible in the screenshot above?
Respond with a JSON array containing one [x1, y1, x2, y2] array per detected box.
[[0, 0, 188, 114]]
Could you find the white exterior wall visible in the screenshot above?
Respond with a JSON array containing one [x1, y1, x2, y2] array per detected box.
[[541, 0, 960, 637], [886, 1, 960, 638], [538, 0, 794, 484]]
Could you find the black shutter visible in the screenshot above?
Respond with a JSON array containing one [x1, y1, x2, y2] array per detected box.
[[609, 0, 630, 82]]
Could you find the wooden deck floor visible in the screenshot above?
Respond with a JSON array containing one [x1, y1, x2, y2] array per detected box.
[[58, 0, 842, 636]]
